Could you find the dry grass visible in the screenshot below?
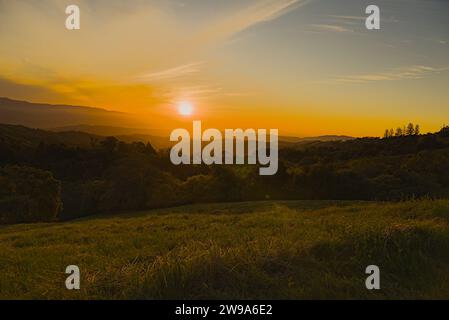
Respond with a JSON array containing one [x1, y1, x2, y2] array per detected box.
[[0, 199, 448, 299]]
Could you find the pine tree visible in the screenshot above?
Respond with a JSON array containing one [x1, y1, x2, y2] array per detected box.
[[406, 123, 415, 136]]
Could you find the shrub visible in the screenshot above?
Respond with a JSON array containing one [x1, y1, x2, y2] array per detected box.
[[0, 165, 62, 224]]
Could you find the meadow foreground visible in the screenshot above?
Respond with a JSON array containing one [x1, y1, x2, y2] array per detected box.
[[0, 200, 448, 300]]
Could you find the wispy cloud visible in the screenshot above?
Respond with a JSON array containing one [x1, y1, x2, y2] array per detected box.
[[138, 62, 203, 82], [326, 14, 399, 24], [335, 65, 449, 84], [311, 14, 399, 33], [190, 0, 311, 45], [309, 24, 353, 33], [327, 15, 365, 21], [325, 15, 364, 26]]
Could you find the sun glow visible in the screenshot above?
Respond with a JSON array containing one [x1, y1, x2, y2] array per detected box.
[[178, 101, 194, 116]]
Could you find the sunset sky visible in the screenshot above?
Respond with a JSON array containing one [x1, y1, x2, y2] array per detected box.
[[0, 0, 448, 137]]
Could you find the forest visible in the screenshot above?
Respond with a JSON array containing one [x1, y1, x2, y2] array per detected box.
[[1, 123, 449, 224]]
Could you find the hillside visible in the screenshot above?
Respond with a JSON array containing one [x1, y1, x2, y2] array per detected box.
[[0, 199, 448, 299], [51, 124, 162, 136], [2, 123, 449, 224], [0, 123, 101, 148], [0, 123, 170, 150], [51, 125, 171, 149], [0, 97, 135, 129]]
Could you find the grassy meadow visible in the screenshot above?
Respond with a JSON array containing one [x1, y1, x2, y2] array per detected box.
[[0, 199, 449, 300]]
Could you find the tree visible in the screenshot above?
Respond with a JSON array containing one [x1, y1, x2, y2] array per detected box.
[[414, 124, 420, 135], [439, 125, 449, 137], [406, 123, 415, 136], [395, 127, 403, 137], [384, 128, 395, 139], [0, 165, 62, 224]]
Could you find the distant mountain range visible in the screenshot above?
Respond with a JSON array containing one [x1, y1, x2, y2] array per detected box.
[[0, 97, 354, 149], [279, 135, 354, 142], [0, 97, 136, 129]]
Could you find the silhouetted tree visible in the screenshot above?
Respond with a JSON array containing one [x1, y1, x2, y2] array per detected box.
[[414, 124, 420, 135], [406, 123, 415, 136], [439, 125, 449, 137], [384, 128, 395, 139]]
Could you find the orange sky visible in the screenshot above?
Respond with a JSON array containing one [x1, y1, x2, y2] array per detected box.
[[0, 0, 448, 137]]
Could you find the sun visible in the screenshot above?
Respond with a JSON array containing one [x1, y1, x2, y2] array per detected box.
[[178, 101, 194, 116]]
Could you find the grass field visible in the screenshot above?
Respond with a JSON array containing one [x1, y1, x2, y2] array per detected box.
[[1, 199, 449, 300]]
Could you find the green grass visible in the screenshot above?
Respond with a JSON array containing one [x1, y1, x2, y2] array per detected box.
[[1, 199, 449, 299]]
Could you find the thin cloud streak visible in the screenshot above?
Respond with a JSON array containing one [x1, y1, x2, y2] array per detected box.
[[335, 66, 449, 84], [326, 15, 365, 21], [138, 62, 204, 82], [326, 14, 399, 23], [309, 24, 353, 33]]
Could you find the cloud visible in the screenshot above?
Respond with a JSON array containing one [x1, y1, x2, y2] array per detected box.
[[138, 62, 204, 82], [326, 15, 365, 21], [309, 24, 353, 33], [323, 15, 365, 26], [311, 14, 399, 32], [326, 14, 399, 24], [335, 65, 449, 84], [190, 0, 311, 46]]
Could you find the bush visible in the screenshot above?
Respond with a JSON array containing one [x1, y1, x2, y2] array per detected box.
[[0, 165, 62, 224]]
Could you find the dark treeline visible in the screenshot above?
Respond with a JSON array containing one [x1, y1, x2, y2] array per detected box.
[[1, 124, 449, 224]]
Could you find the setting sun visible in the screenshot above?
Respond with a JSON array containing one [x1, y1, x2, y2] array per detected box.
[[178, 101, 194, 116]]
